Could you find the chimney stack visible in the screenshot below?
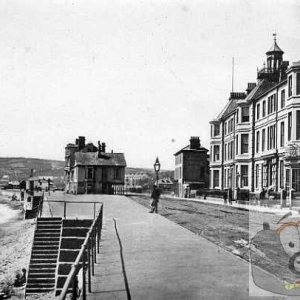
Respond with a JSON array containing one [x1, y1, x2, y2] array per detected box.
[[190, 136, 200, 150], [246, 82, 256, 94], [102, 142, 106, 153], [78, 136, 85, 150], [97, 141, 101, 158]]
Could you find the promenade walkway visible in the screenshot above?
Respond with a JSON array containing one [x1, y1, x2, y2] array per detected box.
[[45, 193, 285, 299]]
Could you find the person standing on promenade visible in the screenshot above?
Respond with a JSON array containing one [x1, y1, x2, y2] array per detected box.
[[149, 185, 160, 213]]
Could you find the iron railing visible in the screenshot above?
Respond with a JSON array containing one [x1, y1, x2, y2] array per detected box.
[[45, 200, 100, 219], [59, 203, 103, 300]]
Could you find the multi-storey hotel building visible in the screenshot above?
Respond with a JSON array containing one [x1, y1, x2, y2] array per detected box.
[[209, 36, 300, 195]]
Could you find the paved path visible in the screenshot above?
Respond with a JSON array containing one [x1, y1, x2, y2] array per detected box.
[[46, 193, 286, 299]]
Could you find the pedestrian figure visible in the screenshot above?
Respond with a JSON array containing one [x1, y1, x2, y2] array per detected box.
[[228, 188, 233, 205], [14, 268, 26, 287], [223, 190, 227, 204], [149, 185, 160, 213]]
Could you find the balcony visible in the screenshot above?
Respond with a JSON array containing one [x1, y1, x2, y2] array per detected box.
[[257, 67, 279, 81]]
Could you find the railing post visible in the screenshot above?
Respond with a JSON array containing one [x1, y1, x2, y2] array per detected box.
[[82, 249, 86, 300], [91, 235, 94, 276], [72, 272, 78, 300], [97, 219, 100, 254], [88, 239, 91, 293], [94, 227, 97, 263], [64, 201, 67, 219]]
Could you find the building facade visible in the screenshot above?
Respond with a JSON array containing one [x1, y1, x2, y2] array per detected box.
[[209, 36, 300, 195], [64, 136, 126, 194], [174, 137, 209, 197]]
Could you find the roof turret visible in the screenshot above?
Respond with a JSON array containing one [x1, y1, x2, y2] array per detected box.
[[266, 33, 284, 55]]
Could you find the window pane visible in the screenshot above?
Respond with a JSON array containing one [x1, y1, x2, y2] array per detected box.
[[241, 165, 248, 187], [242, 107, 249, 122], [241, 134, 249, 154], [288, 112, 292, 141], [297, 111, 300, 140], [297, 73, 300, 95], [289, 75, 292, 97], [281, 90, 285, 108]]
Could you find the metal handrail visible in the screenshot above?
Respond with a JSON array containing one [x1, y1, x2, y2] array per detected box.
[[59, 203, 103, 300], [46, 200, 100, 219]]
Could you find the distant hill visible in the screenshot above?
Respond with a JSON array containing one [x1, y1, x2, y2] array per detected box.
[[0, 157, 65, 187], [0, 157, 174, 188]]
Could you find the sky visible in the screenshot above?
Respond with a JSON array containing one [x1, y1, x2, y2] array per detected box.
[[0, 0, 300, 170]]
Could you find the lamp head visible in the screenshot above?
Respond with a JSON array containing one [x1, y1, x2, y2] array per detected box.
[[153, 157, 161, 172]]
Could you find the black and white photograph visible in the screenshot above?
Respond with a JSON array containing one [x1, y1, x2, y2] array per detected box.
[[1, 0, 300, 299]]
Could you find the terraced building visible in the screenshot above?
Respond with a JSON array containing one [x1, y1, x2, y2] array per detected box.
[[209, 35, 300, 197]]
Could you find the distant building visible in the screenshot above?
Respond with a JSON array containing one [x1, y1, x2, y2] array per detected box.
[[0, 175, 10, 189], [64, 136, 127, 194], [157, 178, 174, 192], [174, 137, 209, 197], [125, 173, 149, 187], [26, 176, 52, 191]]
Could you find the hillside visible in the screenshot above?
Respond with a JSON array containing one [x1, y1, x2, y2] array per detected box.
[[0, 157, 65, 186], [0, 157, 174, 188]]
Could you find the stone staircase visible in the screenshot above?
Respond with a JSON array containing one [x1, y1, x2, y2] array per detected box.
[[25, 217, 62, 296], [55, 219, 93, 296]]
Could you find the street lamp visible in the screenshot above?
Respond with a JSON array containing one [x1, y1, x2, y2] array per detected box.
[[153, 157, 161, 186]]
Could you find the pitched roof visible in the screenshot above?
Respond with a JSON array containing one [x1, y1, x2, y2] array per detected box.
[[245, 79, 276, 103], [213, 92, 246, 121], [219, 100, 238, 119], [75, 152, 126, 167]]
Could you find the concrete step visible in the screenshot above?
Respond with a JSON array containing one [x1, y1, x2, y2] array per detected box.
[[29, 263, 56, 269], [27, 273, 55, 279], [33, 240, 60, 245], [30, 259, 57, 264], [34, 236, 60, 241], [31, 254, 58, 260], [28, 268, 56, 274], [26, 288, 54, 294], [32, 244, 59, 249], [27, 278, 55, 284], [36, 225, 61, 229], [26, 283, 54, 289], [31, 252, 58, 256], [35, 229, 61, 233], [34, 230, 60, 236], [37, 217, 62, 221]]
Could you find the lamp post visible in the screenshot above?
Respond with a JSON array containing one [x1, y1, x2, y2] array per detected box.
[[153, 157, 161, 186]]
